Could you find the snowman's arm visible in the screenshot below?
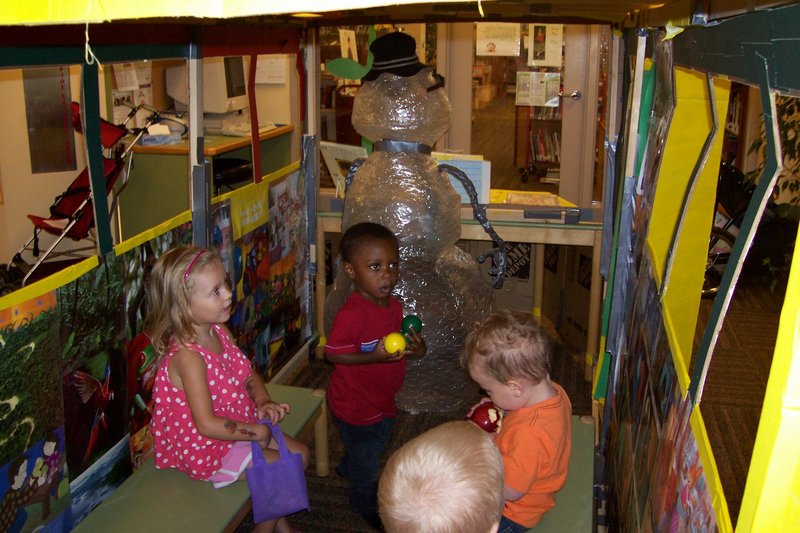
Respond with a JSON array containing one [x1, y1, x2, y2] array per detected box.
[[344, 157, 367, 193], [439, 164, 507, 289]]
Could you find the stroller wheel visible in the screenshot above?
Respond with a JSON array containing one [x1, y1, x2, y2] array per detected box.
[[0, 282, 18, 297], [0, 263, 25, 284]]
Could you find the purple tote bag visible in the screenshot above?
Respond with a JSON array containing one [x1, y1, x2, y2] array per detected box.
[[247, 420, 310, 523]]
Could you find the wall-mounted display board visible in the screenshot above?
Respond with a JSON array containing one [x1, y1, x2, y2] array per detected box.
[[597, 5, 800, 531], [0, 160, 310, 530]]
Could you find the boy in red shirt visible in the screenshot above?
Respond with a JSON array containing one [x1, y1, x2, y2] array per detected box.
[[325, 222, 426, 530], [462, 309, 572, 532]]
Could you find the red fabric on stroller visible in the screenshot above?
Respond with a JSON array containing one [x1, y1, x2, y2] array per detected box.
[[9, 101, 138, 287], [70, 101, 128, 149], [27, 158, 125, 241]]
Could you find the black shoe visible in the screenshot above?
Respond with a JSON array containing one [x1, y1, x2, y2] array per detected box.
[[360, 511, 384, 532]]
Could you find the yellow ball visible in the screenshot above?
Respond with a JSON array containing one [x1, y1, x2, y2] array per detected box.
[[384, 332, 407, 353]]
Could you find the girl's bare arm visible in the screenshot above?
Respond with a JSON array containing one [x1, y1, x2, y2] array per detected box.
[[172, 349, 272, 447]]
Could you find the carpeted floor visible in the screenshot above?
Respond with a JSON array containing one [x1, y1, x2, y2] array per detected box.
[[693, 270, 786, 527], [236, 338, 592, 532]]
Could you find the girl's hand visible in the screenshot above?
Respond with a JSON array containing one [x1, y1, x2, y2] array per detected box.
[[256, 400, 290, 423], [403, 327, 427, 358]]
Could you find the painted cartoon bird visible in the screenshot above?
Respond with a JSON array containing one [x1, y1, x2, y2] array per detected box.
[[72, 362, 114, 464]]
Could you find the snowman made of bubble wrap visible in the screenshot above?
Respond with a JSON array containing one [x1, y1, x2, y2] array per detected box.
[[324, 32, 506, 413]]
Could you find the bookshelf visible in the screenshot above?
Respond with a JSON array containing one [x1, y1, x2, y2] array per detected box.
[[515, 104, 562, 184]]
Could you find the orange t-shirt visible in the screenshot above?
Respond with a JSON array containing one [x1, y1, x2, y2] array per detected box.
[[495, 382, 572, 527]]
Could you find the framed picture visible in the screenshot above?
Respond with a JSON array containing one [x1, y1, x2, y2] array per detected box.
[[319, 141, 368, 198]]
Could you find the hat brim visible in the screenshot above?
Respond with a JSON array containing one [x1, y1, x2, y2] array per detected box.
[[362, 61, 428, 82]]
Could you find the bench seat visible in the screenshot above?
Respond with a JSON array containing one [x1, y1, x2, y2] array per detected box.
[[73, 384, 328, 533], [531, 415, 594, 532]]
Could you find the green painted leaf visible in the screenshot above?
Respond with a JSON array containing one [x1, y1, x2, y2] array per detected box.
[[325, 57, 369, 80]]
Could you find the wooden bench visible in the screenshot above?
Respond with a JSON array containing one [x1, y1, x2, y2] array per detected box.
[[530, 415, 595, 532], [73, 384, 328, 533]]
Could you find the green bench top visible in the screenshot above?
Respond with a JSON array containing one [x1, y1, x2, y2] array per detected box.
[[72, 383, 323, 533], [532, 415, 594, 532]]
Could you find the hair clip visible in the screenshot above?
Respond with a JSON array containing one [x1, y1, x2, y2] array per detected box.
[[183, 249, 207, 281]]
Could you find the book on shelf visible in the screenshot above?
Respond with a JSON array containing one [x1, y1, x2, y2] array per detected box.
[[529, 128, 561, 163]]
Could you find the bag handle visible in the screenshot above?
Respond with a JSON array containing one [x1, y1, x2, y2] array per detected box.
[[250, 420, 289, 467]]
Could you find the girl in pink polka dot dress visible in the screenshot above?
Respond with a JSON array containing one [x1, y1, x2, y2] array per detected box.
[[145, 246, 309, 533]]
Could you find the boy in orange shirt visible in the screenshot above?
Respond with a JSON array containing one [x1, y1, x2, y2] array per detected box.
[[462, 309, 572, 532]]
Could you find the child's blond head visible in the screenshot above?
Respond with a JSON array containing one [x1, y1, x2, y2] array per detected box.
[[379, 421, 504, 533], [144, 245, 224, 357], [461, 309, 551, 385]]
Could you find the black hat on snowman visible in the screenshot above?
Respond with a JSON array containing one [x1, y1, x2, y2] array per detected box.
[[363, 32, 428, 81]]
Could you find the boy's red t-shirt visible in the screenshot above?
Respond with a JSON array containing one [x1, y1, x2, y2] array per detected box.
[[324, 291, 406, 425], [496, 382, 572, 527]]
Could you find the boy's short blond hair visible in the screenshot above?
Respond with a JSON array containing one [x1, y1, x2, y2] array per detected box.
[[461, 309, 551, 385], [379, 421, 504, 533]]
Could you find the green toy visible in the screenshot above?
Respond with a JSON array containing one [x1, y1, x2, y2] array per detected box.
[[401, 315, 423, 335]]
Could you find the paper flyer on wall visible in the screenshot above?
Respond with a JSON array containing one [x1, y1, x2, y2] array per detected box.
[[476, 22, 521, 56], [528, 24, 563, 67], [515, 71, 561, 107], [256, 55, 288, 84]]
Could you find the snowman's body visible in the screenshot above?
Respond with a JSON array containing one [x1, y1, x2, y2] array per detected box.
[[324, 69, 492, 412]]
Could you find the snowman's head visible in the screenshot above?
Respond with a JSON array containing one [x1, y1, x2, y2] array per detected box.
[[352, 67, 452, 146], [350, 32, 452, 146]]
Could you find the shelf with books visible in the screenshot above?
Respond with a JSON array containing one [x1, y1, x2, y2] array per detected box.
[[515, 104, 562, 184]]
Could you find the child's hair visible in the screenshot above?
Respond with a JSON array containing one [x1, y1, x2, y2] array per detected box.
[[339, 222, 398, 263], [378, 421, 504, 533], [143, 245, 224, 358], [461, 309, 551, 385]]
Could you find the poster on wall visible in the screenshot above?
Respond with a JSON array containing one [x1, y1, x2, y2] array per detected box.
[[224, 165, 310, 377], [0, 291, 71, 533], [225, 178, 271, 372], [527, 24, 563, 67], [476, 23, 521, 56], [58, 259, 129, 525], [264, 167, 310, 376]]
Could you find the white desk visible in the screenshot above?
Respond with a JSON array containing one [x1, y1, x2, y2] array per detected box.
[[314, 207, 603, 379]]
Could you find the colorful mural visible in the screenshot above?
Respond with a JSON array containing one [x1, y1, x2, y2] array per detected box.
[[0, 164, 309, 531]]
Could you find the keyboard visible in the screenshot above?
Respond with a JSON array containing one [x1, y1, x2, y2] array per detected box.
[[210, 122, 278, 137]]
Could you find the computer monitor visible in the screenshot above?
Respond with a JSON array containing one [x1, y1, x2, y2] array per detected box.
[[166, 56, 249, 115]]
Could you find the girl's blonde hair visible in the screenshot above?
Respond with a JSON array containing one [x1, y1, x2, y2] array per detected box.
[[461, 309, 551, 385], [143, 245, 223, 359]]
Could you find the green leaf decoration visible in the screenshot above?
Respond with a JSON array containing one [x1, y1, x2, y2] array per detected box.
[[326, 57, 370, 80]]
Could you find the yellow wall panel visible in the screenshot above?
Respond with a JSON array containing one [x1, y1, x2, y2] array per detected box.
[[649, 69, 730, 368], [737, 229, 800, 532]]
